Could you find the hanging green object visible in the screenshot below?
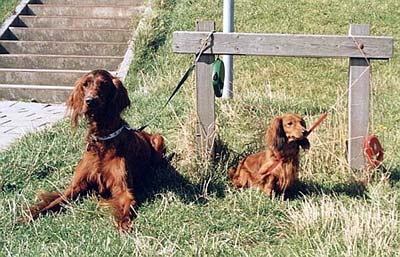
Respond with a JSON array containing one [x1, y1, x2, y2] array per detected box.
[[212, 57, 225, 97]]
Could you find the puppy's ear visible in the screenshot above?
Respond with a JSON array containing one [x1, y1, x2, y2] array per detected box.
[[266, 116, 287, 151], [112, 77, 131, 115], [299, 138, 310, 150], [301, 118, 307, 130], [66, 77, 86, 128]]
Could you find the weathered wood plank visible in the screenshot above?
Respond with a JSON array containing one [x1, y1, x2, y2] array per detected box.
[[173, 32, 393, 59], [348, 24, 370, 169], [195, 21, 216, 159]]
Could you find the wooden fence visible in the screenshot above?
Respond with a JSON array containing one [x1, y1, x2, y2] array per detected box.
[[172, 21, 393, 169]]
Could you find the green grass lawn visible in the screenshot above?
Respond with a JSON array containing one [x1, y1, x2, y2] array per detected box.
[[1, 0, 400, 256], [0, 0, 19, 24]]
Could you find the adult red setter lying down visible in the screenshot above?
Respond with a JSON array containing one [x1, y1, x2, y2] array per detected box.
[[229, 114, 310, 196], [28, 70, 165, 232]]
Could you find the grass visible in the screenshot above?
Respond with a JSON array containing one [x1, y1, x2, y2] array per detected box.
[[0, 0, 19, 24], [1, 0, 400, 256]]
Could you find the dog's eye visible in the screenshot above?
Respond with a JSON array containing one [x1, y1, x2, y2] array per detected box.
[[287, 122, 293, 126], [82, 82, 88, 87]]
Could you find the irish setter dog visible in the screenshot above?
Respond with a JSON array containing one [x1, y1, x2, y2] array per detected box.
[[229, 114, 310, 196], [28, 70, 165, 232]]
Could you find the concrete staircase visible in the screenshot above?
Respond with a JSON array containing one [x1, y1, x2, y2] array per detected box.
[[0, 0, 145, 103]]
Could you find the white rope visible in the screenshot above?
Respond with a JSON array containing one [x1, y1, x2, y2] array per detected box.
[[350, 35, 374, 136]]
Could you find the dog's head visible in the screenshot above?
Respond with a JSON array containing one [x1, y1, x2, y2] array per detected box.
[[266, 114, 310, 151], [67, 70, 130, 127]]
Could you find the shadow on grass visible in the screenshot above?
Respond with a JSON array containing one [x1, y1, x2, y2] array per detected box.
[[215, 138, 262, 173], [285, 179, 367, 200], [134, 136, 267, 206], [135, 152, 228, 206], [387, 167, 400, 183]]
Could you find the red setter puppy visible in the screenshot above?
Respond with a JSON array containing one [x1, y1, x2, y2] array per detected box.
[[229, 114, 310, 196], [28, 70, 165, 232]]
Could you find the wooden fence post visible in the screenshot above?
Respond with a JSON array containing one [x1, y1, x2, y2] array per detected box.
[[195, 21, 216, 159], [348, 24, 371, 169]]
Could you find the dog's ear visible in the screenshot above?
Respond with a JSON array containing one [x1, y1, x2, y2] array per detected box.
[[301, 118, 307, 130], [299, 138, 310, 150], [111, 77, 131, 115], [266, 116, 287, 151], [66, 76, 86, 128]]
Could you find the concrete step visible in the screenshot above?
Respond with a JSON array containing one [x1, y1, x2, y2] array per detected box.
[[27, 5, 144, 18], [0, 40, 127, 56], [13, 16, 135, 29], [30, 0, 145, 5], [0, 54, 123, 70], [0, 0, 144, 103], [0, 69, 90, 86], [0, 84, 72, 103], [5, 27, 132, 43]]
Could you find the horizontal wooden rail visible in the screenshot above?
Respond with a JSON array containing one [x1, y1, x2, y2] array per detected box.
[[173, 32, 393, 59]]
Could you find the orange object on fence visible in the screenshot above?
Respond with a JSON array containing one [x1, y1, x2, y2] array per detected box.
[[364, 135, 384, 168]]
